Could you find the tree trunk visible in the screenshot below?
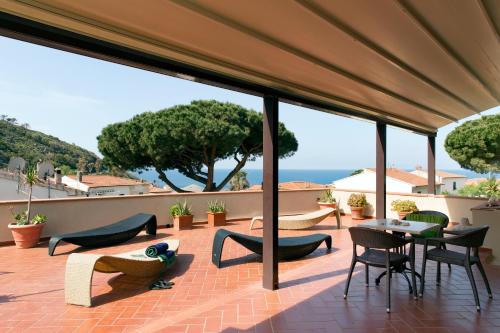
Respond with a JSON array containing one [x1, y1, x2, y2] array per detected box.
[[215, 155, 249, 191], [27, 185, 33, 224], [205, 162, 215, 192], [155, 168, 188, 193]]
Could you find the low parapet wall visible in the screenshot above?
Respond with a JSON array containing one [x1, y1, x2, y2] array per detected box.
[[332, 189, 487, 222], [0, 189, 324, 243], [0, 188, 487, 243]]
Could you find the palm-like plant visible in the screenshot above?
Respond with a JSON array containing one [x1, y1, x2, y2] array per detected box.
[[24, 166, 37, 224], [229, 171, 250, 191]]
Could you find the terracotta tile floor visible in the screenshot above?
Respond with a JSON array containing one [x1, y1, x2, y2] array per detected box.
[[1, 216, 500, 333]]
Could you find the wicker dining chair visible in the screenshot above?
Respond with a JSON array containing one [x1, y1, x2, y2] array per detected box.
[[403, 210, 452, 276], [419, 225, 492, 311], [344, 227, 417, 313]]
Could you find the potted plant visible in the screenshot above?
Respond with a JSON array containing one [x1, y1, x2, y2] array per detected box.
[[318, 188, 337, 217], [8, 166, 48, 248], [170, 201, 193, 231], [391, 199, 418, 219], [208, 200, 226, 227], [347, 193, 367, 220]]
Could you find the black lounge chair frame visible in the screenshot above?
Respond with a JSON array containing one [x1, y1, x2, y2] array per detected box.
[[212, 228, 332, 268], [48, 213, 157, 256]]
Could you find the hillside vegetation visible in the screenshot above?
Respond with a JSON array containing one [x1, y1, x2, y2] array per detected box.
[[0, 118, 100, 171]]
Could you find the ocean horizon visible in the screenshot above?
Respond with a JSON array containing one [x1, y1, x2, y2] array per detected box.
[[135, 168, 491, 189]]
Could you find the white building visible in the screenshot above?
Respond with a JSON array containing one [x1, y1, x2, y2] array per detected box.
[[333, 168, 442, 194], [62, 174, 150, 196], [410, 169, 467, 194]]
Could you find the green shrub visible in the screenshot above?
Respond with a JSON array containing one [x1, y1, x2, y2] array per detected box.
[[391, 200, 418, 213], [347, 193, 367, 208], [170, 201, 192, 217]]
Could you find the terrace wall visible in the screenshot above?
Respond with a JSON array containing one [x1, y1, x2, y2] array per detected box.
[[0, 189, 487, 243]]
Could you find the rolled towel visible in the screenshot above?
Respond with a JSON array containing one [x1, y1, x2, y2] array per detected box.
[[145, 242, 169, 258]]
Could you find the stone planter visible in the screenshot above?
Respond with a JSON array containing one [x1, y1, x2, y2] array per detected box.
[[318, 202, 337, 217], [8, 223, 45, 248], [173, 215, 193, 231], [350, 206, 365, 220], [208, 212, 226, 227]]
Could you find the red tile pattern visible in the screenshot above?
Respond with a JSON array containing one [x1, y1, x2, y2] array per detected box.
[[0, 216, 499, 333]]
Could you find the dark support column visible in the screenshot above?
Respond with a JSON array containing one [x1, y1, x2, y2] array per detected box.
[[376, 122, 387, 219], [262, 95, 279, 290], [427, 135, 436, 194]]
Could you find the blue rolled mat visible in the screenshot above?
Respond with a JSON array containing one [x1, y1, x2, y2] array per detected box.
[[145, 242, 169, 257]]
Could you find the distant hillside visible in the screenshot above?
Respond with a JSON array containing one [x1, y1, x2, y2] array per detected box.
[[0, 119, 100, 170]]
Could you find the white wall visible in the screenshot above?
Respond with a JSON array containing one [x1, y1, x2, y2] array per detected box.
[[88, 184, 150, 196], [441, 178, 466, 194], [410, 170, 466, 194], [334, 171, 414, 193]]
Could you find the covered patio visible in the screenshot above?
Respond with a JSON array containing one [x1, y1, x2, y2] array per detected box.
[[0, 1, 499, 332], [1, 216, 500, 333]]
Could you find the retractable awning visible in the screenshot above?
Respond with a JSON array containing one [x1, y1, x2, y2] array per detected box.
[[0, 0, 499, 133]]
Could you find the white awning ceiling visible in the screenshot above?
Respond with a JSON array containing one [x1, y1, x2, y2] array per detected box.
[[1, 0, 499, 133]]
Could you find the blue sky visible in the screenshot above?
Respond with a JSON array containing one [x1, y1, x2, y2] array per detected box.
[[0, 36, 498, 170]]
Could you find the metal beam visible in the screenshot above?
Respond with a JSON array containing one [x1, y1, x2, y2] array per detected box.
[[262, 95, 279, 290], [295, 0, 479, 114], [376, 122, 387, 219], [427, 135, 436, 194], [172, 0, 458, 122], [397, 0, 500, 103]]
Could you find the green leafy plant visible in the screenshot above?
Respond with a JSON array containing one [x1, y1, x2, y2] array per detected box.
[[347, 193, 367, 208], [9, 166, 49, 225], [31, 214, 48, 224], [319, 189, 336, 204], [391, 200, 418, 213], [208, 200, 226, 213], [170, 201, 192, 217], [458, 177, 500, 198]]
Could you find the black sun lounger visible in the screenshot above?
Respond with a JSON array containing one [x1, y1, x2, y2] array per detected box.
[[212, 228, 332, 267], [48, 213, 157, 256]]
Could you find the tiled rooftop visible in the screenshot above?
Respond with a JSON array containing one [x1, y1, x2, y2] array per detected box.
[[1, 216, 499, 333]]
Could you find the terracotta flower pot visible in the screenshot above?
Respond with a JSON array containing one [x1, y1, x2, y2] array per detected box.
[[173, 215, 193, 231], [350, 206, 365, 220], [398, 211, 410, 220], [8, 223, 45, 248], [318, 202, 337, 217], [208, 212, 226, 227]]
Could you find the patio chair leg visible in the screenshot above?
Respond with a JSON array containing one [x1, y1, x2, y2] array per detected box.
[[476, 260, 493, 298], [385, 253, 391, 313], [410, 247, 417, 300], [344, 258, 356, 299], [419, 255, 427, 297], [465, 264, 481, 311], [442, 244, 451, 271], [365, 264, 369, 287], [436, 261, 441, 286]]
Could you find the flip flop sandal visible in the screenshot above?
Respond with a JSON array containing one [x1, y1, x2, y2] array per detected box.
[[149, 280, 173, 290]]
